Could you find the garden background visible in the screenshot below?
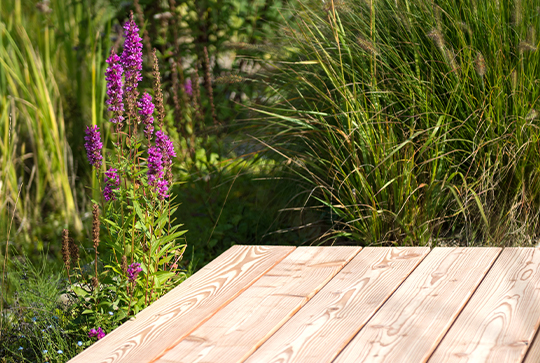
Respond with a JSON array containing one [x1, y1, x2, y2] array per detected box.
[[2, 0, 540, 361]]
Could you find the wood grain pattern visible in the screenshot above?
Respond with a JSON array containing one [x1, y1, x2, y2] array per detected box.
[[243, 247, 429, 363], [332, 247, 501, 363], [430, 248, 540, 363], [156, 246, 361, 363], [67, 245, 295, 363]]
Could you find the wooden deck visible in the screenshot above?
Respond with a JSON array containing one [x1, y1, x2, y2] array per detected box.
[[69, 246, 540, 363]]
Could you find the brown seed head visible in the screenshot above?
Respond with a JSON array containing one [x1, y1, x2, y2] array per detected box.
[[69, 237, 79, 266], [62, 229, 70, 269], [526, 109, 538, 120], [357, 36, 378, 56], [92, 276, 99, 288], [92, 203, 100, 251], [427, 29, 445, 50], [519, 41, 537, 52], [122, 255, 128, 275], [475, 51, 486, 77], [214, 74, 243, 84]]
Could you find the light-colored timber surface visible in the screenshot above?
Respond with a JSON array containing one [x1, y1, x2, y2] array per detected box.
[[524, 327, 540, 363], [69, 246, 540, 363], [429, 248, 540, 363], [68, 245, 295, 363], [244, 247, 429, 363], [157, 246, 361, 363], [333, 247, 501, 363]]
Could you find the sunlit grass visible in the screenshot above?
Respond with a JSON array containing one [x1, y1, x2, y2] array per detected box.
[[0, 0, 114, 253], [256, 0, 540, 247]]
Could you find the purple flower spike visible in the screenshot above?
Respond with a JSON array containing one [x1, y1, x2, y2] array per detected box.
[[104, 168, 120, 202], [121, 13, 143, 94], [105, 51, 125, 125], [127, 262, 143, 282], [184, 78, 193, 97], [84, 125, 103, 168], [88, 327, 105, 340], [155, 130, 177, 160], [147, 146, 164, 184], [138, 92, 155, 140], [156, 179, 170, 200], [146, 130, 176, 200]]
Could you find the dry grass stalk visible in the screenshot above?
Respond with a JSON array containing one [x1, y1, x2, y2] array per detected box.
[[121, 255, 128, 276], [357, 36, 378, 56], [92, 203, 100, 287], [427, 28, 445, 50], [69, 237, 79, 267], [519, 41, 537, 52], [214, 74, 243, 84], [62, 228, 72, 285], [526, 109, 538, 120], [62, 228, 71, 270]]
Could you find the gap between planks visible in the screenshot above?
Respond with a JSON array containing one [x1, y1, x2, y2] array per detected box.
[[430, 248, 540, 363], [155, 246, 362, 363], [244, 247, 430, 363], [332, 247, 502, 363]]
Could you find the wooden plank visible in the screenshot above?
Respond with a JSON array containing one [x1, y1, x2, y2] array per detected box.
[[524, 327, 540, 363], [332, 247, 501, 363], [156, 246, 361, 363], [243, 247, 429, 363], [68, 245, 295, 363], [430, 248, 540, 363]]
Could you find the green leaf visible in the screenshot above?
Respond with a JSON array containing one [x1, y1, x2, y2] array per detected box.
[[72, 285, 89, 298], [152, 271, 176, 286]]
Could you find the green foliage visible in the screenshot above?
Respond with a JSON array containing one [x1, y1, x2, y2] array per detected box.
[[0, 0, 116, 255], [173, 135, 308, 269], [62, 17, 187, 341], [256, 0, 540, 246], [0, 253, 84, 363]]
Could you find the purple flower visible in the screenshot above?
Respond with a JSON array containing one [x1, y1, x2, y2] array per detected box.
[[147, 146, 164, 184], [104, 168, 120, 202], [155, 130, 177, 160], [138, 92, 155, 140], [156, 179, 170, 200], [84, 125, 103, 168], [89, 327, 106, 340], [105, 51, 125, 125], [127, 262, 143, 282], [156, 130, 176, 198], [147, 130, 176, 199], [184, 78, 193, 97], [121, 13, 143, 94]]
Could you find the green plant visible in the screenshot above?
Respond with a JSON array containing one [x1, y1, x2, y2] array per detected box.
[[0, 252, 81, 362], [255, 0, 540, 247], [60, 14, 187, 346], [172, 134, 308, 269]]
